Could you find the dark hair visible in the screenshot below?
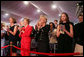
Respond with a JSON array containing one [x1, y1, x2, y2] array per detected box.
[[49, 22, 55, 28], [78, 13, 83, 18], [10, 17, 17, 23], [54, 20, 58, 22], [59, 12, 70, 23]]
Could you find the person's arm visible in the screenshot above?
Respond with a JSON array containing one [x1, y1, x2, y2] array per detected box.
[[8, 26, 18, 36], [56, 25, 61, 37], [7, 31, 9, 36], [63, 24, 73, 38]]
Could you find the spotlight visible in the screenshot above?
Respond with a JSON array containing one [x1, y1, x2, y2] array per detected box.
[[37, 9, 41, 13], [51, 4, 57, 9], [59, 14, 61, 16], [5, 13, 9, 16], [23, 1, 29, 5], [77, 3, 79, 6]]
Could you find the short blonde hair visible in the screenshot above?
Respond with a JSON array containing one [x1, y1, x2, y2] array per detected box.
[[40, 15, 47, 23]]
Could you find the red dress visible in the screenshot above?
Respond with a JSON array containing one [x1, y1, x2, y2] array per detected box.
[[19, 25, 32, 56]]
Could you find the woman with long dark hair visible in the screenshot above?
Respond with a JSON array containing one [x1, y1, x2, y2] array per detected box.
[[57, 12, 74, 53]]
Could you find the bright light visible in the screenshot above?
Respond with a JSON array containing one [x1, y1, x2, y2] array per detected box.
[[59, 14, 61, 16], [23, 1, 29, 5], [37, 9, 41, 13], [5, 13, 9, 16], [51, 4, 57, 9], [77, 3, 79, 6]]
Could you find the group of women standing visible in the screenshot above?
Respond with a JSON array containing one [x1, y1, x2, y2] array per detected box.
[[1, 12, 83, 56]]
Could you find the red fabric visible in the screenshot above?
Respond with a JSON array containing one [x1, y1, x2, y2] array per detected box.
[[19, 25, 32, 56], [1, 45, 9, 48], [13, 46, 81, 56], [30, 51, 80, 56]]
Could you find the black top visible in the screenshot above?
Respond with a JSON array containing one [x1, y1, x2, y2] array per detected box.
[[9, 25, 19, 42], [35, 25, 50, 53], [57, 22, 74, 53], [35, 25, 50, 42], [59, 22, 74, 41], [75, 22, 83, 45], [60, 22, 74, 35]]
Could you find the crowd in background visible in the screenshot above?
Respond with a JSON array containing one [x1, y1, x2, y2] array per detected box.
[[1, 12, 83, 56]]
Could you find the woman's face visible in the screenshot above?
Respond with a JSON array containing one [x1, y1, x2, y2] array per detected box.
[[23, 19, 28, 25], [50, 23, 53, 27], [50, 23, 53, 29], [9, 18, 14, 23], [40, 17, 46, 23], [54, 21, 57, 24], [61, 14, 67, 22]]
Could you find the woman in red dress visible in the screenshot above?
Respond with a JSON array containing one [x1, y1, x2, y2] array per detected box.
[[19, 18, 32, 56]]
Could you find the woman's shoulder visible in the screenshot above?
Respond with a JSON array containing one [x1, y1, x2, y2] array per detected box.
[[28, 25, 33, 28], [68, 22, 74, 27], [69, 22, 74, 25], [27, 25, 33, 30]]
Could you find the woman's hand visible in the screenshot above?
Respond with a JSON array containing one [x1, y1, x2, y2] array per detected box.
[[7, 28, 10, 32], [18, 27, 22, 32], [37, 25, 42, 31], [63, 25, 66, 32]]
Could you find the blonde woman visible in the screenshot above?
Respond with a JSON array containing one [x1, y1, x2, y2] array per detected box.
[[35, 15, 50, 56]]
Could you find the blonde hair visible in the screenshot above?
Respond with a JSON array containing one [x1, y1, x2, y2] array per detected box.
[[40, 15, 47, 23], [24, 18, 30, 24]]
